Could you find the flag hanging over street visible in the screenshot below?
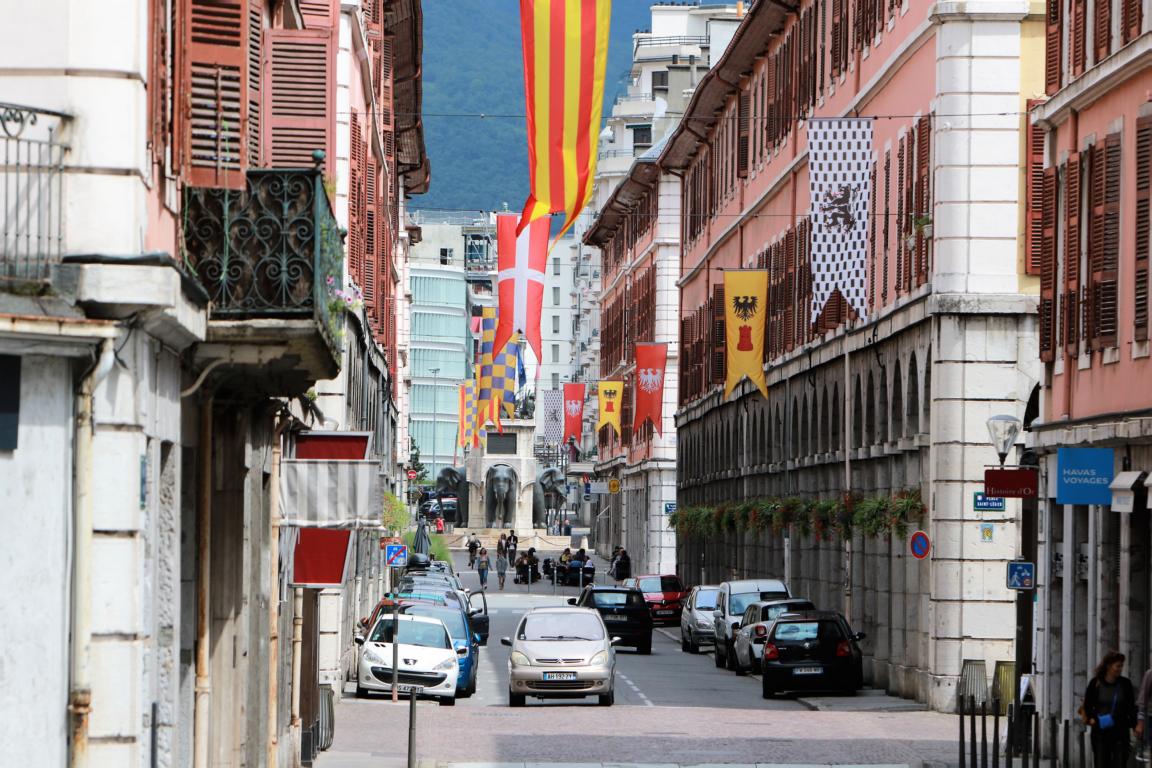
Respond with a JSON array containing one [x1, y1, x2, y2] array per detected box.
[[808, 118, 873, 323], [517, 0, 612, 244], [477, 307, 497, 421], [596, 380, 623, 436], [539, 389, 563, 444], [633, 343, 668, 435], [562, 382, 585, 444], [724, 270, 769, 399], [491, 335, 521, 417], [495, 212, 549, 360], [458, 381, 477, 448]]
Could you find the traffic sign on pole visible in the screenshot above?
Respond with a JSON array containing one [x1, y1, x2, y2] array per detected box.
[[909, 530, 931, 560], [407, 469, 418, 481], [385, 543, 408, 567]]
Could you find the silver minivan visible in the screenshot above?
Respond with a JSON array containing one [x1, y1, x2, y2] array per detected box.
[[712, 578, 789, 671]]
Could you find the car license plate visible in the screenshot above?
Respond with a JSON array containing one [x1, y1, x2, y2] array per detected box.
[[542, 672, 577, 681], [604, 614, 626, 622], [655, 609, 673, 615], [793, 666, 823, 675]]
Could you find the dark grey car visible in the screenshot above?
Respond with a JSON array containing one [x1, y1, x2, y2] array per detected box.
[[679, 585, 720, 653]]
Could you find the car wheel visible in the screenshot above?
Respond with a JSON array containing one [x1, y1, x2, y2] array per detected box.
[[355, 684, 368, 699], [638, 637, 652, 655], [681, 633, 690, 653], [713, 641, 725, 668], [761, 676, 775, 699], [598, 690, 614, 706], [725, 641, 738, 671], [508, 692, 525, 707], [733, 648, 747, 676], [440, 696, 456, 706]]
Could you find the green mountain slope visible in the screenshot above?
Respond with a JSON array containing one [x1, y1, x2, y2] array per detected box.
[[417, 0, 653, 213]]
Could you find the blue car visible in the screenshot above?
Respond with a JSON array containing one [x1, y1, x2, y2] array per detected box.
[[395, 602, 480, 697]]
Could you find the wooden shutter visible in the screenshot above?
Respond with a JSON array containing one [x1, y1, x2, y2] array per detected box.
[[1046, 0, 1062, 94], [1123, 0, 1143, 42], [1099, 134, 1121, 346], [365, 151, 380, 327], [869, 161, 878, 310], [348, 113, 364, 282], [621, 380, 633, 447], [882, 149, 891, 302], [264, 27, 334, 168], [247, 1, 263, 168], [831, 0, 844, 79], [784, 228, 797, 352], [1040, 166, 1058, 362], [737, 91, 750, 179], [178, 0, 250, 187], [1065, 153, 1082, 353], [1136, 118, 1152, 341], [148, 0, 171, 167], [1094, 0, 1111, 62], [895, 136, 905, 294], [903, 129, 916, 291], [1072, 0, 1087, 77], [914, 114, 932, 284], [299, 0, 336, 27], [1025, 107, 1047, 275], [711, 284, 726, 386]]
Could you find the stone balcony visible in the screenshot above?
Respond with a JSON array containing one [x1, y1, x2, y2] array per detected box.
[[182, 162, 344, 395]]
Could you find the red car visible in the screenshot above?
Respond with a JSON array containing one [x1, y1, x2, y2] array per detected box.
[[623, 574, 688, 625]]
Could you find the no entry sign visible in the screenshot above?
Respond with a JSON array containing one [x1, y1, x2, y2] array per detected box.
[[909, 530, 931, 560], [407, 469, 417, 480]]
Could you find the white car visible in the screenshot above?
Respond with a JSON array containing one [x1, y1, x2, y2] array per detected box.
[[502, 606, 617, 707], [355, 614, 461, 705]]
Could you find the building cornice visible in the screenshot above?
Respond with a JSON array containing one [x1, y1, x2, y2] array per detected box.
[[1032, 37, 1152, 128]]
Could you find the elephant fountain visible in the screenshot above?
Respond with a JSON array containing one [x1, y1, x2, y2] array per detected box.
[[532, 466, 566, 528], [484, 465, 518, 528], [435, 466, 468, 523]]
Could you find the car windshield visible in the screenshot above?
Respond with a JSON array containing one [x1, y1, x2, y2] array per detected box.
[[520, 613, 605, 641], [763, 602, 813, 622], [638, 576, 684, 593], [591, 591, 646, 608], [402, 605, 466, 639], [369, 619, 451, 648], [694, 589, 719, 610], [772, 621, 843, 643], [729, 592, 765, 614]]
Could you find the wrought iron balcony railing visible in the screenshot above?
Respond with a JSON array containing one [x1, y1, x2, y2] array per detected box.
[[1, 103, 69, 283], [182, 161, 344, 354]]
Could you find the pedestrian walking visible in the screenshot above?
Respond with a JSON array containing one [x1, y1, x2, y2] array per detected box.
[[434, 517, 444, 534], [507, 530, 519, 561], [495, 549, 509, 590], [614, 548, 631, 584], [1082, 650, 1136, 767], [497, 533, 508, 556], [476, 547, 491, 590], [1137, 665, 1152, 762], [467, 532, 480, 568]]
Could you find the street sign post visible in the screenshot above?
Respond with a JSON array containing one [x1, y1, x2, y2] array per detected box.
[[607, 478, 621, 494], [407, 468, 418, 481], [909, 530, 931, 560], [385, 543, 408, 568], [406, 684, 424, 768], [973, 492, 1005, 511], [1007, 561, 1036, 590]]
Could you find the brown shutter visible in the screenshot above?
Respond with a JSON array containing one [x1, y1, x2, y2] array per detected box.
[[348, 112, 364, 283], [1046, 0, 1063, 94], [1136, 118, 1151, 341], [247, 1, 263, 167], [178, 0, 250, 188], [737, 91, 750, 179], [1040, 166, 1058, 362], [621, 380, 633, 447], [1072, 0, 1087, 77], [1098, 134, 1121, 346], [365, 150, 380, 328], [1025, 108, 1047, 275], [1123, 0, 1143, 42], [895, 136, 905, 294], [869, 160, 878, 309], [264, 27, 334, 168], [785, 228, 797, 352], [914, 114, 932, 284], [1094, 0, 1111, 62], [711, 284, 726, 386], [148, 0, 171, 168], [299, 0, 336, 27], [1065, 153, 1082, 353], [882, 149, 891, 303], [903, 128, 916, 292]]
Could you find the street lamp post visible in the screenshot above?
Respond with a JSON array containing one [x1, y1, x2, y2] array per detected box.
[[430, 367, 440, 481]]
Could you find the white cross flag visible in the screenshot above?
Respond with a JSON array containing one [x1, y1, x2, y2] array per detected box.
[[808, 118, 873, 324], [537, 389, 564, 444], [495, 212, 550, 360]]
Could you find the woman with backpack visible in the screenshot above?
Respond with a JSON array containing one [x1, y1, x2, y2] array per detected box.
[[1082, 650, 1136, 766]]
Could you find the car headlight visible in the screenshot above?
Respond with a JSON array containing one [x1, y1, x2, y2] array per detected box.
[[362, 646, 386, 665], [588, 651, 609, 667], [510, 651, 531, 666], [696, 619, 712, 629], [434, 658, 457, 672]]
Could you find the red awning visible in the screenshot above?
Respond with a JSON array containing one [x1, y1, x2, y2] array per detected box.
[[292, 528, 352, 587]]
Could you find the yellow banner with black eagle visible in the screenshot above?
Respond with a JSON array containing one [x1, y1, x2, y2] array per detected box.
[[724, 270, 769, 399]]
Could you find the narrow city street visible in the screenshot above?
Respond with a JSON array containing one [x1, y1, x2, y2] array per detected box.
[[315, 553, 956, 768]]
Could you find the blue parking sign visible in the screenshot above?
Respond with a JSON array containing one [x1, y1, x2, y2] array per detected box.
[[1007, 561, 1035, 590], [385, 543, 408, 567]]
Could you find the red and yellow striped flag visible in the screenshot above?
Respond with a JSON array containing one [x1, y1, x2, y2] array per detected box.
[[518, 0, 612, 242]]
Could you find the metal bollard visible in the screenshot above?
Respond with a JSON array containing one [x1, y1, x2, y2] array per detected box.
[[960, 692, 967, 768], [407, 686, 420, 768], [1031, 710, 1039, 768], [982, 698, 989, 768], [993, 698, 1001, 768], [971, 696, 978, 768]]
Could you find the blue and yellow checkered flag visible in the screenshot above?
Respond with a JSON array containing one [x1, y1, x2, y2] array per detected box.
[[458, 381, 477, 448], [477, 307, 496, 423], [491, 335, 521, 417]]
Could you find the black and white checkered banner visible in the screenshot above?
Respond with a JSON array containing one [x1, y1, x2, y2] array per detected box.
[[808, 118, 873, 323], [538, 389, 563, 444]]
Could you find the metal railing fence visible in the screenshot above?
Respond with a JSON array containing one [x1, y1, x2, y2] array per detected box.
[[1, 103, 68, 282]]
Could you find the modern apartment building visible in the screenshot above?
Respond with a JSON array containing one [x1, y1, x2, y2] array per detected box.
[[539, 235, 579, 392], [1029, 0, 1152, 739], [664, 0, 1041, 711]]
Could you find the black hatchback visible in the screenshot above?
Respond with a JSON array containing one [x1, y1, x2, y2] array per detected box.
[[569, 586, 653, 654], [760, 610, 865, 697]]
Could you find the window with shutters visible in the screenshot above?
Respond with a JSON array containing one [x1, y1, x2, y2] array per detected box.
[[1088, 135, 1121, 348], [1040, 166, 1058, 362], [178, 0, 251, 188], [882, 149, 891, 303], [903, 128, 916, 292], [1025, 106, 1046, 275], [149, 0, 173, 169], [895, 137, 905, 295], [264, 27, 335, 170], [1065, 153, 1082, 354], [621, 380, 633, 447], [831, 0, 845, 80], [1136, 118, 1151, 341], [1071, 0, 1088, 77], [348, 111, 365, 282], [1122, 0, 1143, 42], [711, 285, 726, 387], [1046, 0, 1062, 94], [1094, 0, 1111, 63], [914, 114, 932, 285], [737, 91, 750, 179], [868, 161, 878, 309]]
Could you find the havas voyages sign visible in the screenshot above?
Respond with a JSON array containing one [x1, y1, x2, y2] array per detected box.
[[1056, 447, 1114, 505]]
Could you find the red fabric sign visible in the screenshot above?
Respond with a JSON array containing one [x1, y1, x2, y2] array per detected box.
[[633, 343, 668, 435], [562, 382, 585, 445], [294, 432, 370, 460], [292, 528, 351, 586]]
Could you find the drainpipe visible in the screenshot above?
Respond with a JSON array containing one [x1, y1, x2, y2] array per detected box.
[[290, 587, 304, 734], [267, 415, 290, 768], [69, 338, 115, 768], [193, 397, 213, 768]]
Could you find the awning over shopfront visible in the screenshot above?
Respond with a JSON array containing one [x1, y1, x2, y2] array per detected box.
[[280, 459, 379, 587], [1111, 471, 1149, 513]]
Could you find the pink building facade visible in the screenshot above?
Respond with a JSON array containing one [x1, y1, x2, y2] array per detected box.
[[665, 0, 1043, 711]]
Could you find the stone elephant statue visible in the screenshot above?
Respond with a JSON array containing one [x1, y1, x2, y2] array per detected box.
[[485, 465, 517, 528], [435, 466, 467, 523], [533, 466, 566, 528]]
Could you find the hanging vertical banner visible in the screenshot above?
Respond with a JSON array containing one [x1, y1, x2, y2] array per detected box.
[[495, 212, 549, 360], [723, 270, 769, 399], [476, 307, 497, 423], [633, 343, 668, 435], [491, 335, 522, 417], [808, 118, 873, 323], [562, 382, 585, 444], [458, 382, 477, 448], [517, 0, 612, 244], [597, 380, 623, 436], [538, 389, 564, 444]]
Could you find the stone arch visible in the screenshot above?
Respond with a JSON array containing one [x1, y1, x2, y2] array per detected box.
[[922, 347, 932, 431], [865, 372, 876, 445], [878, 366, 889, 444], [906, 351, 920, 435], [819, 385, 829, 454], [831, 382, 841, 453], [801, 391, 811, 457], [774, 403, 784, 463], [892, 359, 905, 439], [852, 375, 864, 449], [791, 397, 801, 460]]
